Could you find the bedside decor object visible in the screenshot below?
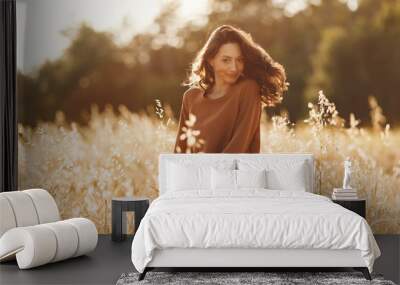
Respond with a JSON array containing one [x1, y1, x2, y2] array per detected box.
[[112, 197, 149, 242], [332, 199, 366, 218], [0, 189, 98, 269], [332, 188, 359, 200], [342, 157, 353, 189], [332, 157, 359, 200]]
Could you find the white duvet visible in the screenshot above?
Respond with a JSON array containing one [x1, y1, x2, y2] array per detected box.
[[131, 189, 380, 273]]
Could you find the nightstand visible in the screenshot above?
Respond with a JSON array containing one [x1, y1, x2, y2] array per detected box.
[[332, 199, 366, 218], [112, 197, 150, 242]]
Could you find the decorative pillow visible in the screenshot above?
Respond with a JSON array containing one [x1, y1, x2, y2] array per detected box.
[[167, 162, 211, 191], [237, 159, 309, 191], [236, 169, 267, 188], [211, 168, 268, 190], [165, 159, 236, 193], [211, 168, 236, 190], [266, 163, 307, 191]]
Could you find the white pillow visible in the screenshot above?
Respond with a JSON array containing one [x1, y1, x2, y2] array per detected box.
[[167, 162, 211, 191], [211, 168, 268, 190], [238, 159, 309, 191], [236, 169, 267, 188], [266, 164, 307, 191], [211, 168, 236, 190], [165, 159, 236, 193]]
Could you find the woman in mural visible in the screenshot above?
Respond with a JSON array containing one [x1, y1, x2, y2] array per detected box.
[[174, 25, 288, 153]]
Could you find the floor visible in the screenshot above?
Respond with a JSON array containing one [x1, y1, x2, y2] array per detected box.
[[0, 235, 134, 285], [0, 235, 399, 285]]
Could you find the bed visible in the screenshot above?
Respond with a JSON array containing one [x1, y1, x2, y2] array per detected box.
[[131, 153, 381, 281]]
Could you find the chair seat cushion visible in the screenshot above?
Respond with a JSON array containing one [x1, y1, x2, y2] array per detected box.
[[0, 218, 98, 269]]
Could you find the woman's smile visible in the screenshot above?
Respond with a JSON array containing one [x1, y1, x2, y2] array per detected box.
[[225, 74, 239, 84]]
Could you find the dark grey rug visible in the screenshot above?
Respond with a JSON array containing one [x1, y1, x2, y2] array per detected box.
[[116, 271, 396, 285]]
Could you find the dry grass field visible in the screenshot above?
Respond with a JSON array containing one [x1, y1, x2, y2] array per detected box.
[[18, 92, 400, 234]]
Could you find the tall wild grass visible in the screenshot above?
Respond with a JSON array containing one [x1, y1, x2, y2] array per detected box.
[[18, 92, 400, 234]]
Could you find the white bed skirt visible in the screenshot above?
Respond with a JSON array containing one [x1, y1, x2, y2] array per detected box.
[[148, 248, 366, 268]]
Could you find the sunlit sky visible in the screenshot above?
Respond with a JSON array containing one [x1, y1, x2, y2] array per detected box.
[[16, 0, 210, 73], [16, 0, 358, 73]]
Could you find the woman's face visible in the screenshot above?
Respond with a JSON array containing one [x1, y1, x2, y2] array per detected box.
[[208, 42, 244, 86]]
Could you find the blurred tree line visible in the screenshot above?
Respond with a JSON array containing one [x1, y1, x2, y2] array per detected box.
[[17, 0, 400, 127]]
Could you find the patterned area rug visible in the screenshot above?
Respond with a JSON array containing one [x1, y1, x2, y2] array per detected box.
[[116, 271, 396, 285]]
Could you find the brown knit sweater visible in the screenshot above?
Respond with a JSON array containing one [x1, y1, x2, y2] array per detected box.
[[174, 77, 262, 153]]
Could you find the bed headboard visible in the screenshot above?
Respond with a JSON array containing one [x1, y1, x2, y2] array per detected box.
[[158, 153, 315, 195]]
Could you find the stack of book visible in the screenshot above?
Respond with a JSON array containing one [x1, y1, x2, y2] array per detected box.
[[332, 188, 358, 200]]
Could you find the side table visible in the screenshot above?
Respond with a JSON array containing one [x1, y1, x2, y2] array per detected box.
[[332, 198, 366, 218], [112, 197, 149, 242]]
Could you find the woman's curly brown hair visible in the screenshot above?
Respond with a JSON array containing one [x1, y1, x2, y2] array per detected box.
[[184, 25, 288, 107]]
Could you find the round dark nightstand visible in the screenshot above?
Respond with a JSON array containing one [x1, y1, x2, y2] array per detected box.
[[111, 197, 149, 242], [332, 198, 366, 218]]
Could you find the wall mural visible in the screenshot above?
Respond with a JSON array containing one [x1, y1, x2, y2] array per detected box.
[[17, 1, 400, 234], [18, 95, 400, 234]]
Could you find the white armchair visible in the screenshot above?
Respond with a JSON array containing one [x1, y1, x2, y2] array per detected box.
[[0, 189, 98, 269]]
